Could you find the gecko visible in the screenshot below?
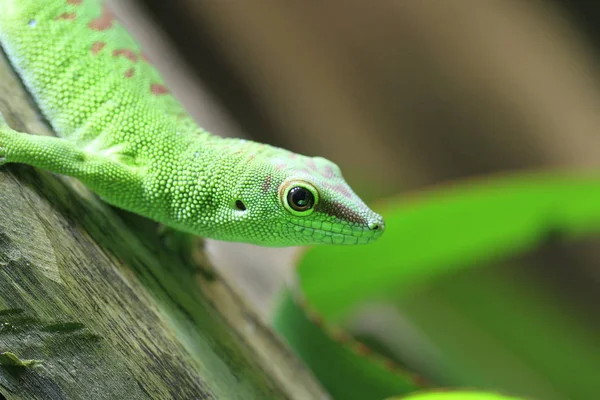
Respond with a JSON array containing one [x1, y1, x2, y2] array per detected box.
[[0, 0, 385, 246]]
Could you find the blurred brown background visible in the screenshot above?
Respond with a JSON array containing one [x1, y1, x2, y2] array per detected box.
[[110, 1, 600, 397]]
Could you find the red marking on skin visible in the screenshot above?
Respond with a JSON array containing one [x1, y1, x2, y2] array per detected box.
[[337, 185, 354, 199], [323, 182, 354, 199], [67, 0, 82, 4], [90, 41, 106, 55], [317, 200, 366, 225], [55, 12, 76, 20], [88, 5, 116, 31], [112, 49, 138, 63], [150, 83, 169, 96], [296, 168, 312, 175], [124, 67, 135, 78], [329, 183, 356, 199], [306, 159, 318, 171], [354, 343, 372, 356], [323, 165, 335, 178], [261, 175, 272, 193]]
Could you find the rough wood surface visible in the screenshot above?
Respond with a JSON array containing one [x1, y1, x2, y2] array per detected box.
[[0, 36, 326, 400]]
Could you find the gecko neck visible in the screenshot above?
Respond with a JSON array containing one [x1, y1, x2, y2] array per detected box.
[[139, 133, 263, 236]]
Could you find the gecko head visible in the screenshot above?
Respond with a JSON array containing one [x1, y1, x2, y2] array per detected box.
[[230, 152, 385, 246]]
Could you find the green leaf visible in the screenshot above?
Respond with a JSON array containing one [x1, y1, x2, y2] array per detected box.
[[272, 171, 600, 400], [388, 390, 526, 400]]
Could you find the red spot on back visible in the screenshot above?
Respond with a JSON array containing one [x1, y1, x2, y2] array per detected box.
[[150, 83, 169, 96], [124, 67, 135, 78], [55, 12, 76, 20], [112, 49, 138, 63], [88, 5, 116, 31], [90, 41, 106, 55], [67, 0, 82, 4], [261, 175, 272, 193]]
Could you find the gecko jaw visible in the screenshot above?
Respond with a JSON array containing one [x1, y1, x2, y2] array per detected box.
[[288, 218, 385, 245]]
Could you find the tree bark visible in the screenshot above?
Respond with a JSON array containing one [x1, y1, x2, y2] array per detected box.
[[0, 39, 326, 400]]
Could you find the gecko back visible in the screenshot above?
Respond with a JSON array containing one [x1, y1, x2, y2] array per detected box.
[[0, 0, 194, 149]]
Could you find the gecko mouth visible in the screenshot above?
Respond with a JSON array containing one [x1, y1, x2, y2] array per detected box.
[[288, 220, 385, 245]]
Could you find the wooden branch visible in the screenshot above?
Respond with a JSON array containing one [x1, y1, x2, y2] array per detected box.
[[0, 36, 326, 400]]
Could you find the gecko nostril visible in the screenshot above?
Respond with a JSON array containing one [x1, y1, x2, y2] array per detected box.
[[368, 217, 385, 232], [368, 222, 381, 231]]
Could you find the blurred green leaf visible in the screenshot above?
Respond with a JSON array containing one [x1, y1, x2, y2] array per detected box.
[[272, 171, 600, 400], [389, 390, 526, 400]]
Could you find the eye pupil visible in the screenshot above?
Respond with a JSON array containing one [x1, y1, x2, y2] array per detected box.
[[235, 200, 246, 211], [288, 187, 315, 212]]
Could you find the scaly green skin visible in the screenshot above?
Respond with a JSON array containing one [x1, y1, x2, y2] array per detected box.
[[0, 0, 384, 246]]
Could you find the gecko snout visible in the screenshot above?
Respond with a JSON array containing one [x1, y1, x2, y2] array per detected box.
[[367, 218, 385, 232]]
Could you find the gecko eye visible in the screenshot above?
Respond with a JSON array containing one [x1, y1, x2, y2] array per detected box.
[[282, 182, 319, 216], [288, 187, 314, 211], [235, 200, 247, 211]]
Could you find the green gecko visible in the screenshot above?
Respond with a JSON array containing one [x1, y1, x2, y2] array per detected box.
[[0, 0, 384, 246]]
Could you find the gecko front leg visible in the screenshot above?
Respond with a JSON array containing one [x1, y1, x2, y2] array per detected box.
[[0, 114, 143, 199], [0, 115, 215, 278]]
